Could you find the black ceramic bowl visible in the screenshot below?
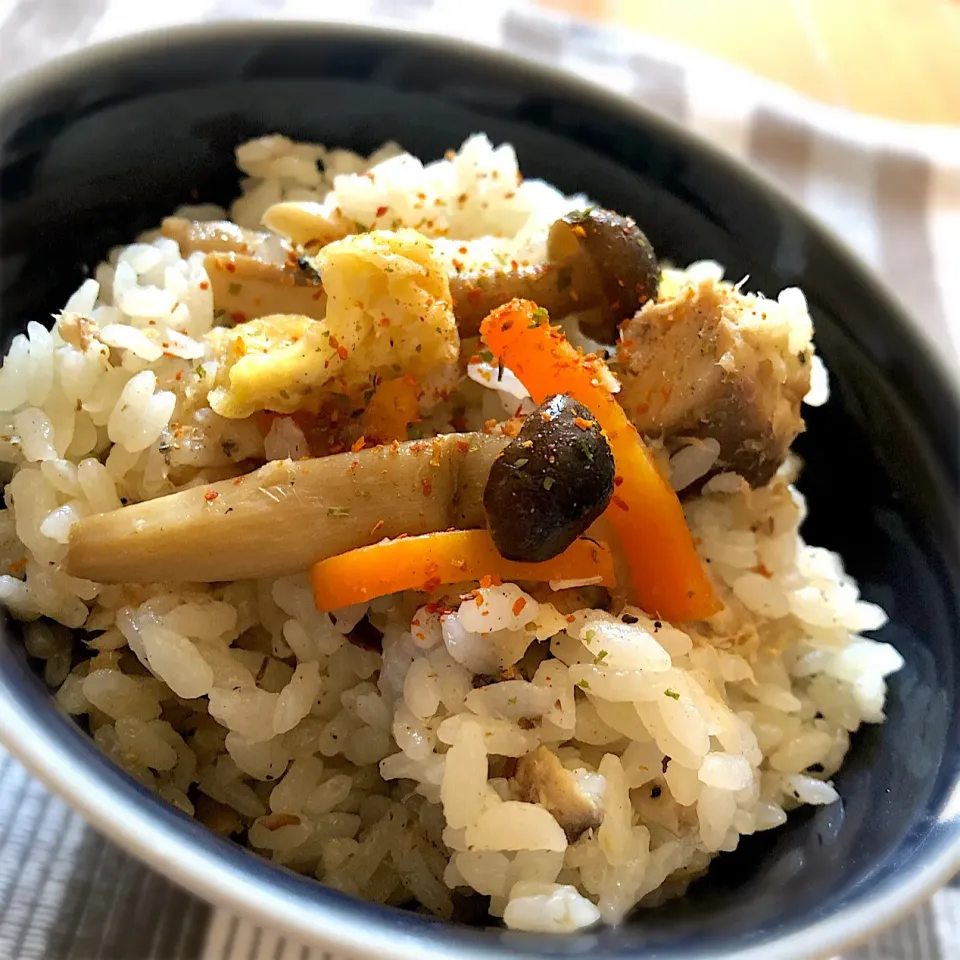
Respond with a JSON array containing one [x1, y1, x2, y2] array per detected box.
[[1, 21, 958, 960]]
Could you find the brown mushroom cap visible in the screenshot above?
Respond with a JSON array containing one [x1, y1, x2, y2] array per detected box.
[[450, 207, 659, 341], [546, 208, 659, 343]]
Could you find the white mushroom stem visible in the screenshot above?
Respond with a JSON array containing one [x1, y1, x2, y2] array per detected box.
[[66, 433, 508, 583]]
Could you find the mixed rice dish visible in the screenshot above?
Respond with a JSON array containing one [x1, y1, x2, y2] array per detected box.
[[0, 134, 903, 932]]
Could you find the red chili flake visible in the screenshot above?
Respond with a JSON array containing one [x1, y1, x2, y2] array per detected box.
[[423, 577, 442, 593], [175, 371, 183, 381], [421, 477, 433, 496], [376, 205, 388, 218], [459, 245, 468, 255], [199, 281, 209, 291], [467, 288, 483, 304], [351, 436, 366, 453], [455, 439, 471, 454], [612, 495, 629, 511], [204, 489, 219, 502], [233, 478, 243, 486], [510, 259, 519, 271], [661, 385, 672, 402], [379, 317, 390, 327], [311, 291, 323, 301], [512, 597, 527, 617], [260, 812, 301, 830], [573, 416, 595, 431], [614, 475, 624, 487], [8, 557, 27, 575], [225, 261, 236, 273], [478, 574, 502, 589], [754, 563, 773, 579], [230, 312, 245, 323]]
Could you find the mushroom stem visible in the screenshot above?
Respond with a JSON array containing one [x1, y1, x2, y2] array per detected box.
[[65, 433, 508, 584], [451, 208, 659, 340]]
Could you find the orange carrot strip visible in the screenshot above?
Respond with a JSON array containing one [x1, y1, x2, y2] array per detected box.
[[362, 375, 421, 443], [311, 529, 614, 612], [480, 299, 719, 622]]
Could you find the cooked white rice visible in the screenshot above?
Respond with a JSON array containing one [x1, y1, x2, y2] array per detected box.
[[0, 134, 899, 931]]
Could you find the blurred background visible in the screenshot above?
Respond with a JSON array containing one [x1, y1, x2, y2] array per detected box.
[[535, 0, 960, 124]]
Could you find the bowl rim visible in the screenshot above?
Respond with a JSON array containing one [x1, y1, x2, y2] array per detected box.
[[1, 17, 958, 960]]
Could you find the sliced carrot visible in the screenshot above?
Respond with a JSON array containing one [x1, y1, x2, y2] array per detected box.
[[362, 375, 421, 443], [480, 298, 719, 622], [311, 529, 614, 612]]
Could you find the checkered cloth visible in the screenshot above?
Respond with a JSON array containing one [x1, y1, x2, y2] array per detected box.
[[0, 2, 958, 959]]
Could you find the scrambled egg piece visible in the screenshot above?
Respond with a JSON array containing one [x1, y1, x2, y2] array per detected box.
[[208, 230, 459, 419]]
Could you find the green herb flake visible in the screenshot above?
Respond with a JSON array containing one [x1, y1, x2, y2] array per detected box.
[[584, 629, 596, 642], [664, 688, 681, 700], [530, 306, 549, 325], [478, 348, 494, 364], [579, 438, 594, 461], [194, 363, 205, 378], [507, 696, 518, 705], [513, 458, 529, 469], [278, 389, 290, 399], [227, 282, 242, 296], [327, 507, 351, 517], [594, 650, 608, 663], [543, 476, 555, 491], [576, 679, 591, 690]]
